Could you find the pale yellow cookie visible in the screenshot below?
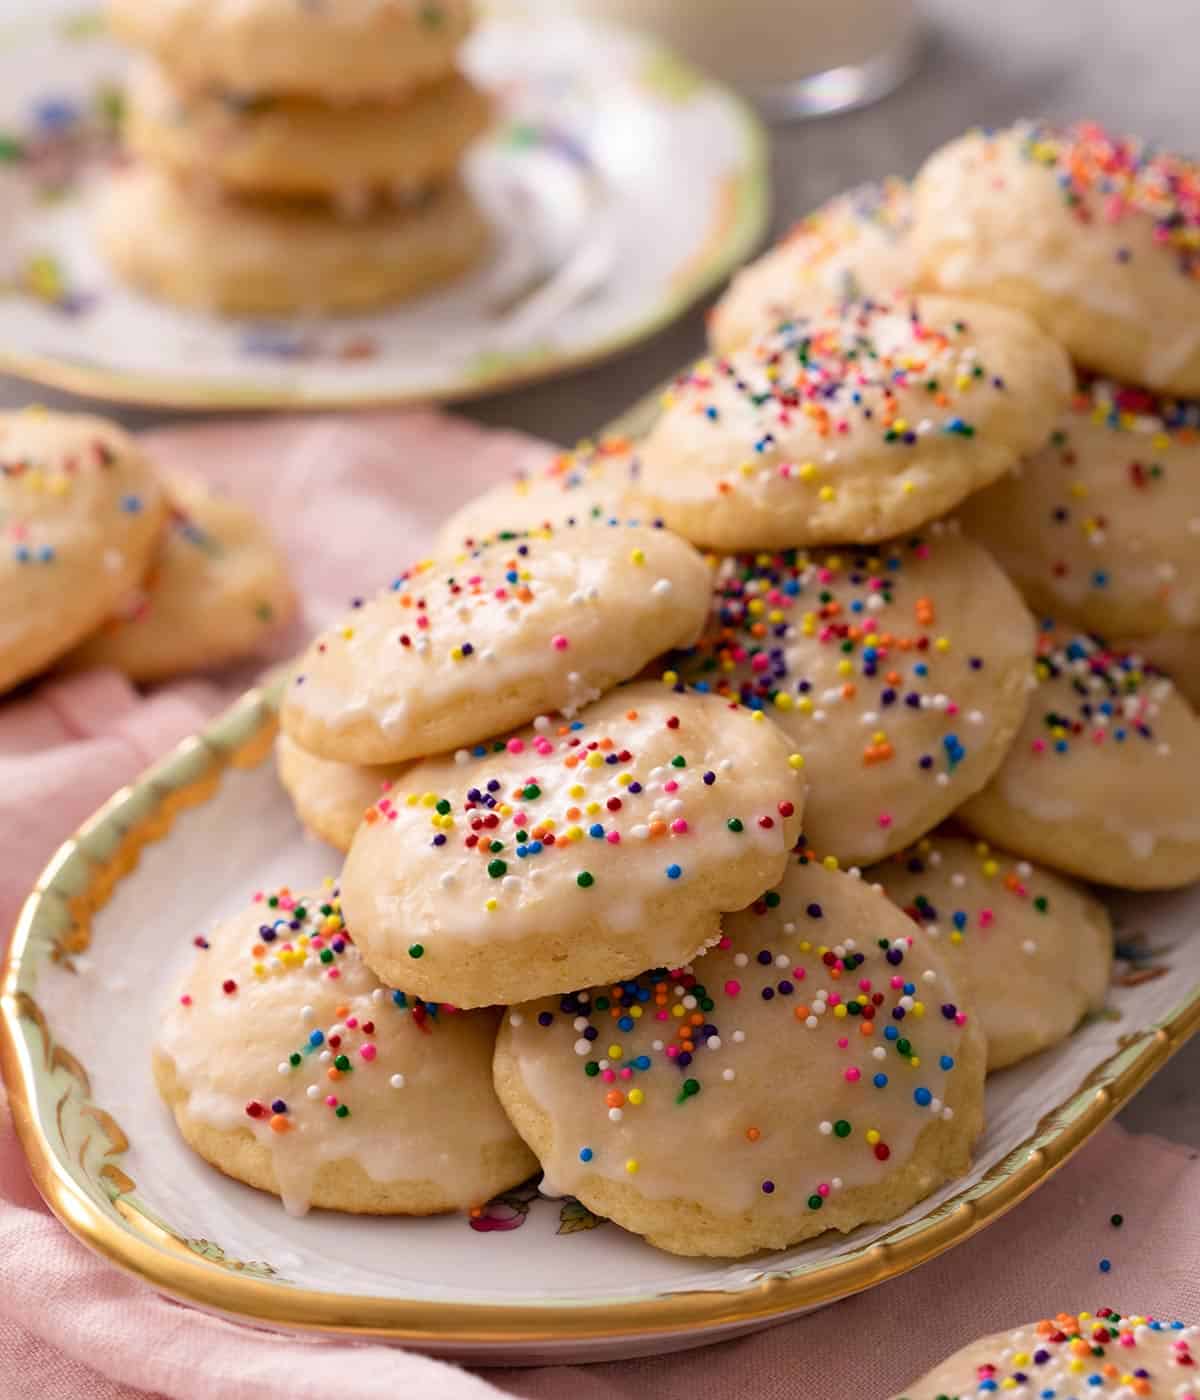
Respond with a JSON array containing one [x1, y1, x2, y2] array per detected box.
[[913, 121, 1200, 395], [126, 61, 492, 201], [868, 834, 1112, 1070], [671, 526, 1035, 866], [892, 1309, 1198, 1400], [0, 410, 165, 695], [494, 858, 986, 1258], [709, 179, 918, 355], [154, 884, 537, 1216], [98, 167, 489, 315], [275, 734, 407, 852], [636, 295, 1072, 550], [63, 473, 294, 683], [338, 683, 806, 1007], [959, 376, 1200, 638], [108, 0, 474, 102], [1118, 628, 1200, 709], [958, 630, 1200, 890], [436, 438, 643, 553], [281, 524, 711, 766]]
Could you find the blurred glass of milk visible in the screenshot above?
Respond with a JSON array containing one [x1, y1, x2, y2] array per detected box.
[[555, 0, 919, 119]]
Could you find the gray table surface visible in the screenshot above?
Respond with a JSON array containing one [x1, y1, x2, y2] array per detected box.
[[3, 0, 1197, 1142]]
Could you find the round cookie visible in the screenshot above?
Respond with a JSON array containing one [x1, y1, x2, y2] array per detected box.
[[1119, 628, 1200, 709], [958, 629, 1200, 890], [63, 472, 295, 683], [338, 682, 806, 1007], [867, 834, 1112, 1070], [107, 0, 474, 102], [959, 376, 1200, 638], [913, 120, 1200, 395], [126, 62, 493, 201], [276, 734, 407, 853], [636, 294, 1073, 550], [154, 884, 537, 1216], [0, 410, 165, 695], [436, 438, 643, 554], [893, 1308, 1198, 1400], [98, 167, 489, 315], [281, 524, 711, 766], [709, 179, 918, 355], [494, 857, 986, 1259], [670, 526, 1035, 865]]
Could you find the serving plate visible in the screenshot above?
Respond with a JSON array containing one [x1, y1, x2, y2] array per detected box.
[[3, 669, 1199, 1363], [0, 1, 766, 410]]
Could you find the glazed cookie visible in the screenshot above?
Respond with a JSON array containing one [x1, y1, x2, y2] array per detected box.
[[436, 438, 643, 553], [868, 835, 1112, 1070], [670, 527, 1035, 865], [958, 630, 1200, 890], [494, 857, 986, 1258], [99, 167, 489, 315], [281, 524, 711, 765], [1119, 629, 1200, 709], [709, 179, 918, 355], [276, 734, 407, 853], [64, 473, 295, 683], [636, 295, 1072, 550], [338, 683, 806, 1007], [0, 410, 164, 695], [894, 1308, 1197, 1400], [108, 0, 474, 102], [959, 377, 1200, 638], [154, 885, 537, 1216], [913, 120, 1200, 395], [126, 62, 492, 201]]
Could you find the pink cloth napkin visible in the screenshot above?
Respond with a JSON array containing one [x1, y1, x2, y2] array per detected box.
[[1, 412, 1197, 1399]]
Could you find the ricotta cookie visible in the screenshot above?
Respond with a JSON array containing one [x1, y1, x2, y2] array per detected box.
[[281, 524, 710, 766], [868, 834, 1112, 1070], [636, 295, 1072, 550], [108, 0, 474, 102], [959, 377, 1200, 638], [913, 120, 1200, 395], [64, 473, 295, 683], [894, 1308, 1197, 1400], [958, 630, 1200, 890], [99, 167, 489, 315], [338, 683, 806, 1007], [709, 179, 918, 355], [276, 734, 407, 853], [670, 528, 1035, 865], [436, 438, 643, 553], [154, 885, 537, 1216], [494, 857, 986, 1258], [126, 62, 492, 201], [1119, 628, 1200, 709], [0, 410, 164, 695]]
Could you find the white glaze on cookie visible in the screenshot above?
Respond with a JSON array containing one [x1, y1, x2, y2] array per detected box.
[[670, 526, 1035, 864], [495, 859, 985, 1256], [157, 885, 532, 1215], [338, 682, 806, 1006], [282, 524, 712, 764]]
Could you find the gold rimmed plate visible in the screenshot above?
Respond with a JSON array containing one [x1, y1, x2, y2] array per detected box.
[[0, 2, 767, 411], [2, 674, 1199, 1363]]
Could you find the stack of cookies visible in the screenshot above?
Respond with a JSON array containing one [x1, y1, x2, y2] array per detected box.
[[155, 118, 1200, 1261], [100, 0, 491, 315], [0, 407, 295, 693]]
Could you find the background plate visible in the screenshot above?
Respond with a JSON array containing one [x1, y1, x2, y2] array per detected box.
[[2, 680, 1198, 1365], [0, 2, 767, 410]]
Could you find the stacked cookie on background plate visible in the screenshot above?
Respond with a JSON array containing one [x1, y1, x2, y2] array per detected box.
[[157, 118, 1200, 1260], [0, 407, 294, 694], [102, 0, 491, 313]]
